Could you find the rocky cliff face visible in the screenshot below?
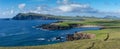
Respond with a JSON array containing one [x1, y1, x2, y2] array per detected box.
[[35, 24, 71, 30], [66, 32, 96, 41], [35, 23, 83, 30], [12, 13, 60, 20]]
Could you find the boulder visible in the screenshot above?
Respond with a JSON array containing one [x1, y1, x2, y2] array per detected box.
[[66, 32, 96, 41], [74, 33, 96, 39], [66, 34, 74, 41]]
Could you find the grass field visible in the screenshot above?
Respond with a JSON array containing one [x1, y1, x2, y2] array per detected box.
[[54, 19, 120, 27], [0, 19, 120, 49]]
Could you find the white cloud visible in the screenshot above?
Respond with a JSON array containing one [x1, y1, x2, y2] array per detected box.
[[18, 3, 26, 9], [10, 10, 14, 14], [23, 0, 120, 17], [2, 10, 14, 15], [28, 5, 51, 14], [27, 3, 98, 16], [29, 7, 47, 14], [53, 0, 98, 13], [37, 7, 42, 11], [58, 5, 72, 12], [22, 0, 98, 15], [55, 3, 98, 13]]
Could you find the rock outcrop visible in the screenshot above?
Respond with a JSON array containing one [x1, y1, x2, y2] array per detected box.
[[35, 23, 83, 30], [35, 24, 71, 30], [66, 32, 96, 41]]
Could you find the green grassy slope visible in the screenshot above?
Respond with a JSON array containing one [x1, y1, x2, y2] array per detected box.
[[53, 19, 120, 27]]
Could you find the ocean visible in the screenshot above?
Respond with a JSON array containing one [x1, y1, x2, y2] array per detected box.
[[0, 20, 100, 46]]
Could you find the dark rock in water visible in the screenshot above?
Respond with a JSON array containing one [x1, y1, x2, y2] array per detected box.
[[55, 36, 63, 40], [66, 32, 96, 41], [12, 13, 61, 20]]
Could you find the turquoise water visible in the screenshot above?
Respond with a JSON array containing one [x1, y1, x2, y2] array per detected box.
[[0, 20, 100, 46]]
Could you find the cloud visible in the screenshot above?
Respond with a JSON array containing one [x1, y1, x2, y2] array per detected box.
[[55, 0, 98, 13], [24, 0, 120, 17], [27, 1, 99, 16], [29, 5, 49, 14], [18, 0, 99, 15], [18, 3, 26, 9], [56, 4, 97, 13], [10, 10, 14, 14], [1, 10, 14, 16]]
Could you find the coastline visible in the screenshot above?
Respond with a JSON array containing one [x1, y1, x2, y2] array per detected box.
[[80, 25, 103, 27]]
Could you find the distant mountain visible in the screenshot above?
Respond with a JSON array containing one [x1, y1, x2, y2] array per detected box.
[[12, 13, 61, 20], [103, 16, 120, 19]]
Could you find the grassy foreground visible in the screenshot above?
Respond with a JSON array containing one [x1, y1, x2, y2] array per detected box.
[[0, 19, 120, 49]]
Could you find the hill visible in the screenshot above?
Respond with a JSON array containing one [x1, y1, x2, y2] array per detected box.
[[12, 13, 61, 20], [12, 13, 97, 20]]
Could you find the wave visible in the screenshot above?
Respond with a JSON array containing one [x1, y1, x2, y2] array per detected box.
[[0, 32, 27, 37], [37, 38, 45, 41]]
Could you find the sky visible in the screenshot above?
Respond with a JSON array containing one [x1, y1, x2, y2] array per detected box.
[[0, 0, 120, 18]]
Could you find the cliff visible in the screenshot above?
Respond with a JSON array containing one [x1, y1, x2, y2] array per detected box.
[[12, 13, 60, 20]]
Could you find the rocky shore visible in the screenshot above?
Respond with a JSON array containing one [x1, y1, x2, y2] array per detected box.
[[35, 24, 71, 30], [35, 22, 83, 30], [35, 23, 104, 30]]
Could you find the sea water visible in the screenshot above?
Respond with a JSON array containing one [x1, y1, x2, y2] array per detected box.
[[0, 20, 100, 46]]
